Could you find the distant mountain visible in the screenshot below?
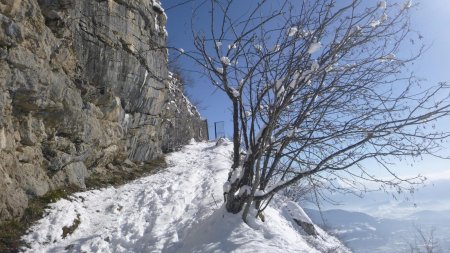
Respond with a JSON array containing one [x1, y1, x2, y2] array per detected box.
[[407, 209, 450, 224], [305, 208, 377, 226], [304, 208, 450, 253], [309, 178, 450, 219]]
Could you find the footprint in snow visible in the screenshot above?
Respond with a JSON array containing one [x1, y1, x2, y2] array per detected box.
[[106, 204, 123, 214]]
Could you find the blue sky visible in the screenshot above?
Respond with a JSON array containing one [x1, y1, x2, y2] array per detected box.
[[163, 0, 450, 180]]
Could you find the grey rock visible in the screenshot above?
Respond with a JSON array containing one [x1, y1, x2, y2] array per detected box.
[[294, 219, 319, 237], [0, 0, 208, 221], [49, 161, 89, 189], [123, 158, 135, 168]]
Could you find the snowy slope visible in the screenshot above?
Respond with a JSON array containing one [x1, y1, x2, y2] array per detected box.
[[22, 140, 350, 253]]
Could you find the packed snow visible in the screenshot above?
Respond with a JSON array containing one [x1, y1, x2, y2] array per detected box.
[[285, 202, 313, 224], [22, 140, 349, 253]]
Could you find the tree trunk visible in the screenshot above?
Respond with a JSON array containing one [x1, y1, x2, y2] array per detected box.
[[225, 191, 246, 214], [225, 98, 245, 213], [231, 99, 240, 169], [226, 156, 255, 215]]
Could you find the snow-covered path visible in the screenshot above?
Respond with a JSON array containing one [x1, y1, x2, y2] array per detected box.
[[23, 141, 230, 252], [22, 140, 349, 253]]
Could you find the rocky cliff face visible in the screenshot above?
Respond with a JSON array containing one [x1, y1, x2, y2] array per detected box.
[[0, 0, 207, 220]]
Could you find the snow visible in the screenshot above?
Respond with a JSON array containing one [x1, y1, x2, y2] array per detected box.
[[285, 201, 313, 224], [230, 87, 240, 98], [227, 43, 237, 50], [152, 1, 165, 13], [300, 29, 314, 38], [350, 25, 361, 35], [381, 53, 396, 62], [289, 78, 297, 89], [273, 44, 281, 52], [307, 42, 322, 54], [404, 0, 412, 9], [237, 185, 252, 196], [154, 15, 159, 31], [22, 140, 349, 253], [276, 85, 285, 97], [370, 20, 381, 28], [223, 182, 231, 193], [255, 189, 265, 196], [181, 93, 198, 116], [140, 69, 148, 91], [275, 78, 284, 90], [380, 13, 388, 22], [220, 56, 231, 66], [288, 27, 298, 37], [254, 44, 263, 52], [311, 60, 320, 71], [287, 128, 296, 137], [122, 113, 131, 132], [167, 72, 200, 117], [230, 166, 243, 183]]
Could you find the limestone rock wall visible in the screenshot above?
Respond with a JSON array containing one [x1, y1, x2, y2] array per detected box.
[[0, 0, 207, 220], [161, 73, 208, 153]]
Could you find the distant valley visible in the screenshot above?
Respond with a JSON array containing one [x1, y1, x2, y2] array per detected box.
[[305, 208, 450, 253]]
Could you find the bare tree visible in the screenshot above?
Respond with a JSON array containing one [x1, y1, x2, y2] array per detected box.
[[174, 0, 450, 221], [402, 226, 441, 253]]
